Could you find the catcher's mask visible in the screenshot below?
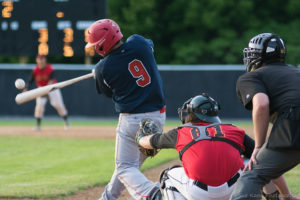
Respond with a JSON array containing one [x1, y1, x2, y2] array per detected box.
[[243, 33, 286, 72], [178, 93, 221, 124]]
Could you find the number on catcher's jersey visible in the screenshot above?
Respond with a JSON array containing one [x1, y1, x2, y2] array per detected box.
[[128, 59, 151, 87], [206, 125, 225, 137], [190, 125, 225, 139]]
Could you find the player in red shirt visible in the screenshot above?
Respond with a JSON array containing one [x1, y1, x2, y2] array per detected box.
[[25, 55, 69, 130], [136, 94, 295, 200]]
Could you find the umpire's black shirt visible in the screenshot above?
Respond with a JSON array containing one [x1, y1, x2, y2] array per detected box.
[[236, 62, 300, 150]]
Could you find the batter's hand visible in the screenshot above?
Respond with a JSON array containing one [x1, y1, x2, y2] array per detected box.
[[244, 147, 261, 171]]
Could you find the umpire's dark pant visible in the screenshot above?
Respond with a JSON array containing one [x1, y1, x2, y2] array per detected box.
[[231, 143, 300, 200]]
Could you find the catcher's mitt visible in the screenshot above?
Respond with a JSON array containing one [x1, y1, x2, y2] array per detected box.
[[136, 118, 161, 157]]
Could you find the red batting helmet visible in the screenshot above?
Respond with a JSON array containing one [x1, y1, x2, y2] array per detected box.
[[85, 19, 123, 56]]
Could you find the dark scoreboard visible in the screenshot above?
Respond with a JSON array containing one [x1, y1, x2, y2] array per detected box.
[[0, 0, 106, 57]]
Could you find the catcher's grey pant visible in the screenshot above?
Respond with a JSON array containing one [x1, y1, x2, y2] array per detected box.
[[99, 109, 166, 200], [231, 143, 300, 200], [34, 89, 67, 118]]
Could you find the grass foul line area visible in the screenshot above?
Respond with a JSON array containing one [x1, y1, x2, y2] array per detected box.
[[0, 136, 178, 198]]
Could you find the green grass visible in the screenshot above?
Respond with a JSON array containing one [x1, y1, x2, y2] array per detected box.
[[284, 165, 300, 195], [0, 119, 299, 197], [0, 136, 178, 198]]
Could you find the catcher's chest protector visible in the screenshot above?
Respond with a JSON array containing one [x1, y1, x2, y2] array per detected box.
[[178, 123, 244, 160]]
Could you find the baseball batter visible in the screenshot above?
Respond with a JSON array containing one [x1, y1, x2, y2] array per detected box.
[[136, 94, 295, 200], [85, 19, 166, 200], [25, 55, 69, 130]]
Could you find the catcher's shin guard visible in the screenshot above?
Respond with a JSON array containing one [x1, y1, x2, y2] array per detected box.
[[159, 165, 185, 200], [262, 180, 281, 200], [262, 191, 280, 200]]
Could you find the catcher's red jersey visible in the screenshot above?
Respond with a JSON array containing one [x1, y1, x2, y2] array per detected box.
[[176, 122, 245, 186], [33, 64, 57, 87]]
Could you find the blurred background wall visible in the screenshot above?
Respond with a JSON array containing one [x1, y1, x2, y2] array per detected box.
[[1, 0, 299, 120], [0, 64, 251, 119]]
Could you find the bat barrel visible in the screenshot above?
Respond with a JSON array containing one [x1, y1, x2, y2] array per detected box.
[[15, 72, 94, 105], [15, 93, 34, 105], [15, 85, 53, 105]]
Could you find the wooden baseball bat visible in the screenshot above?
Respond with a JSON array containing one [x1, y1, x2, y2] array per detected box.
[[15, 72, 94, 105]]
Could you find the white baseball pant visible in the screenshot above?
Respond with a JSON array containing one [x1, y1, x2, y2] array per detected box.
[[34, 89, 67, 118], [161, 160, 279, 200], [99, 108, 166, 200], [165, 167, 237, 200], [162, 176, 186, 200]]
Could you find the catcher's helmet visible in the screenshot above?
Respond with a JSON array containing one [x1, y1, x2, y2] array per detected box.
[[178, 93, 221, 124], [85, 19, 123, 56], [243, 33, 286, 72]]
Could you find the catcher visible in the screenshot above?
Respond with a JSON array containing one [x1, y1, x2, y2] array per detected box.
[[136, 94, 296, 200]]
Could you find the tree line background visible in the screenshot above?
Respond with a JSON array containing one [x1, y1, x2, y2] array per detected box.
[[2, 0, 300, 65], [109, 0, 300, 65]]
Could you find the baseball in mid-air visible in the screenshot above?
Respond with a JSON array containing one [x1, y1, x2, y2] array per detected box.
[[15, 78, 25, 90]]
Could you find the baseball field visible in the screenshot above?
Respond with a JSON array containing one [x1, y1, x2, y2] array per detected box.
[[0, 119, 299, 200]]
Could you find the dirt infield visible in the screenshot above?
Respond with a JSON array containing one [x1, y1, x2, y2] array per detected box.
[[0, 125, 253, 200], [0, 125, 255, 139], [0, 126, 117, 139]]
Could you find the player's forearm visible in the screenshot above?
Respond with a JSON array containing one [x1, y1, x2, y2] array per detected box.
[[139, 135, 154, 149], [26, 72, 34, 89], [252, 110, 269, 148], [48, 80, 54, 85], [49, 71, 55, 80], [252, 93, 270, 148], [139, 130, 177, 149]]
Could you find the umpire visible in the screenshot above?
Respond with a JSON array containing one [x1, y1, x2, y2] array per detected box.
[[231, 33, 300, 199]]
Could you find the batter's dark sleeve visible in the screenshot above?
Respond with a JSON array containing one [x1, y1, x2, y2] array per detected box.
[[236, 72, 268, 110], [150, 128, 178, 149], [145, 38, 154, 52], [243, 134, 254, 158], [26, 71, 35, 89], [95, 65, 113, 98]]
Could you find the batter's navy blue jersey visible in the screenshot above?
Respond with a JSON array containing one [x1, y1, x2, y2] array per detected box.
[[94, 34, 165, 113]]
